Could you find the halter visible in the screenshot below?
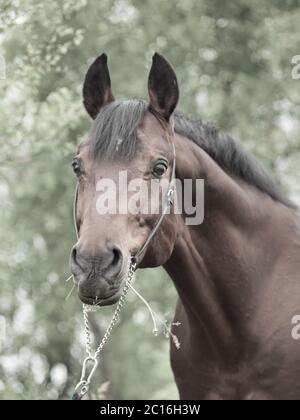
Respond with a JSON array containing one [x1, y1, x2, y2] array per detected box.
[[71, 122, 176, 399], [73, 125, 176, 262]]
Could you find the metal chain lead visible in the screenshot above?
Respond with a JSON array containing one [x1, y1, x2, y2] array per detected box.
[[83, 308, 92, 357], [72, 261, 136, 399], [87, 261, 136, 359]]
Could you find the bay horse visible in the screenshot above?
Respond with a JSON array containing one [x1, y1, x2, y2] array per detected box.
[[70, 52, 300, 400]]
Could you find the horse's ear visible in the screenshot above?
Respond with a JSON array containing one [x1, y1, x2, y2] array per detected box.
[[148, 53, 179, 122], [83, 53, 114, 119]]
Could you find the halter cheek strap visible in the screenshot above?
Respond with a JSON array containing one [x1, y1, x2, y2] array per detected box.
[[73, 183, 80, 240], [132, 140, 176, 263]]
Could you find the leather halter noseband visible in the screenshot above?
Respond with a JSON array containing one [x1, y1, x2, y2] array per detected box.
[[73, 127, 176, 266]]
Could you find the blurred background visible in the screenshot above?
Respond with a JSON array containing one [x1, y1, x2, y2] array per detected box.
[[0, 0, 300, 400]]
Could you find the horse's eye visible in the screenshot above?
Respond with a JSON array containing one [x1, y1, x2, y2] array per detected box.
[[71, 158, 81, 176], [152, 159, 168, 178]]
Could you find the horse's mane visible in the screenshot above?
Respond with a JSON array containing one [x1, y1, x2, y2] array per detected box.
[[90, 99, 295, 209]]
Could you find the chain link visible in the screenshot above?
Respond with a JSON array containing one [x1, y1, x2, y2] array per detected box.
[[83, 307, 92, 357]]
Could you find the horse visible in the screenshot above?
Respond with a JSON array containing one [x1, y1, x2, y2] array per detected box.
[[70, 52, 300, 400]]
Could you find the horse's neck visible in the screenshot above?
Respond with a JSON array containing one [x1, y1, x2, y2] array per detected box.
[[164, 133, 295, 362]]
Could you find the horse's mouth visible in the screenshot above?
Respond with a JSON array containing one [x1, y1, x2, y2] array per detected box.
[[78, 288, 122, 307]]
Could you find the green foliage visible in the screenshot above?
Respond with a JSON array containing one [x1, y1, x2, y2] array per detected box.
[[0, 0, 299, 400]]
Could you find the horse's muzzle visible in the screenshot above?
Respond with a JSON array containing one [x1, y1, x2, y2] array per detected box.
[[70, 242, 124, 305]]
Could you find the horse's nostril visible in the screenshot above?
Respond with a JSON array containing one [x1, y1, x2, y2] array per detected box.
[[111, 247, 122, 267], [71, 246, 77, 264]]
